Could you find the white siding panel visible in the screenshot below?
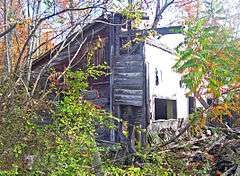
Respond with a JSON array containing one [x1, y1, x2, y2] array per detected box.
[[145, 42, 189, 121]]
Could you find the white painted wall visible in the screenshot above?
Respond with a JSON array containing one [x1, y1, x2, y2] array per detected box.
[[144, 34, 189, 122]]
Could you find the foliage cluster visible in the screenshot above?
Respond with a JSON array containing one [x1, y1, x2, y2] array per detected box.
[[174, 18, 240, 127], [0, 65, 112, 175]]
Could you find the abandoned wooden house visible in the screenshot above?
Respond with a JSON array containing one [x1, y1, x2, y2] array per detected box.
[[32, 13, 194, 152]]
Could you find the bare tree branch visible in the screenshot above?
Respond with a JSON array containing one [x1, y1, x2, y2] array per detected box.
[[152, 0, 175, 29], [14, 2, 107, 73], [0, 23, 17, 38]]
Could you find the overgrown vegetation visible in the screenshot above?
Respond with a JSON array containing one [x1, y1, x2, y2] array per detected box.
[[0, 0, 239, 175], [0, 65, 112, 175], [174, 18, 240, 128]]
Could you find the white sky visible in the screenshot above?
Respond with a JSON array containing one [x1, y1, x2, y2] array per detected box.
[[139, 0, 240, 33]]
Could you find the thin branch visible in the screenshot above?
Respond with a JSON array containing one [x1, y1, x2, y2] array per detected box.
[[0, 23, 17, 38], [30, 23, 83, 96], [14, 2, 107, 73], [152, 0, 175, 29]]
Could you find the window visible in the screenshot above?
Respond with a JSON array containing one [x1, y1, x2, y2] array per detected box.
[[121, 22, 128, 31], [155, 98, 177, 120], [207, 98, 213, 106], [155, 68, 159, 86], [155, 69, 162, 86]]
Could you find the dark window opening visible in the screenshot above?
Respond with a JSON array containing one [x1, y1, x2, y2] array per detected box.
[[188, 97, 195, 114], [155, 98, 177, 120], [207, 98, 213, 106], [155, 68, 159, 86], [121, 23, 128, 31]]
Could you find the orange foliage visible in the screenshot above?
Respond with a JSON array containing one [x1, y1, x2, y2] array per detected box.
[[0, 1, 54, 74], [0, 20, 28, 73], [40, 22, 55, 52], [57, 0, 69, 8], [176, 0, 201, 19]]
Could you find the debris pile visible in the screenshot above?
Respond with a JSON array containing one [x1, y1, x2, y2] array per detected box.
[[151, 126, 240, 175]]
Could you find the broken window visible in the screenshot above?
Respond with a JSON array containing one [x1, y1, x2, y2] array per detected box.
[[155, 98, 177, 120]]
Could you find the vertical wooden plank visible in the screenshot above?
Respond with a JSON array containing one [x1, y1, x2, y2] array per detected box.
[[173, 100, 177, 119], [188, 96, 195, 114], [114, 14, 121, 56], [140, 108, 146, 148], [109, 13, 115, 142], [141, 43, 147, 148], [127, 106, 137, 153], [116, 105, 122, 142], [145, 62, 151, 124]]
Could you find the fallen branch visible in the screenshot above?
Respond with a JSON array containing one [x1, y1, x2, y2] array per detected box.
[[149, 123, 190, 152]]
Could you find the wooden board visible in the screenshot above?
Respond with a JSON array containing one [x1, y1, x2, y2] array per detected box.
[[112, 51, 144, 106]]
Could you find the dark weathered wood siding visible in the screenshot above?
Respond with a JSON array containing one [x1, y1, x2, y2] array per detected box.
[[112, 53, 144, 106]]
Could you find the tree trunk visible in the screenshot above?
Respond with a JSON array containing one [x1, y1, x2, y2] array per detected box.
[[2, 0, 11, 80]]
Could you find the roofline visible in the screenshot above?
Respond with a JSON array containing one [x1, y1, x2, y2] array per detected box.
[[119, 26, 182, 37], [32, 12, 182, 70], [146, 39, 175, 55], [32, 15, 110, 70]]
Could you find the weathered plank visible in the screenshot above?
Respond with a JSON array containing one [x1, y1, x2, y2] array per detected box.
[[114, 94, 142, 101], [118, 26, 181, 37], [114, 54, 142, 61], [114, 72, 143, 78], [113, 99, 142, 106], [114, 89, 143, 96], [113, 78, 143, 86], [113, 84, 143, 89], [112, 49, 144, 106], [90, 98, 109, 107], [113, 60, 143, 67], [114, 66, 143, 73]]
